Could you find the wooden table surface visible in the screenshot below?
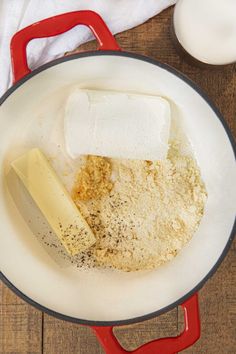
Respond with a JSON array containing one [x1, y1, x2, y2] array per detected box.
[[1, 7, 235, 354]]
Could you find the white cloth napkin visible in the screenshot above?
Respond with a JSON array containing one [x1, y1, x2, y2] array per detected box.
[[0, 0, 176, 96]]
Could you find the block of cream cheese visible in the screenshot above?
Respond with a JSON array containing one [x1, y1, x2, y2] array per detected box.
[[11, 148, 96, 256], [64, 89, 171, 161]]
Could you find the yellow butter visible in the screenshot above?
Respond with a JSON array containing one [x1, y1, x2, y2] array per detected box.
[[11, 148, 96, 256]]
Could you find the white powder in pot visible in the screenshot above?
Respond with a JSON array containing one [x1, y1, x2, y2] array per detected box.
[[72, 140, 207, 271]]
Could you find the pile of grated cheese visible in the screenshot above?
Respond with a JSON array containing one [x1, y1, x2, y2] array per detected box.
[[71, 140, 207, 271]]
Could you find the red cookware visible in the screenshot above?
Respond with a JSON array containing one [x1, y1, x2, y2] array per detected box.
[[0, 11, 235, 354]]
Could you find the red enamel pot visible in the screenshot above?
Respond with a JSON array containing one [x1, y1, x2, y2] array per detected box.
[[0, 11, 235, 354]]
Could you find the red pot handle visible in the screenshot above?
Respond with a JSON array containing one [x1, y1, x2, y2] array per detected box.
[[10, 10, 121, 83], [92, 294, 200, 354]]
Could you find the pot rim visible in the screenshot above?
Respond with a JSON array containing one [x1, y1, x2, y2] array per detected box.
[[0, 50, 235, 327]]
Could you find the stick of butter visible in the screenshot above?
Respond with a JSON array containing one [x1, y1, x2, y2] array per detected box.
[[11, 148, 96, 256]]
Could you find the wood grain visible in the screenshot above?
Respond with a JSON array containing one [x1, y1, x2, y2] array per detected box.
[[43, 315, 103, 354], [1, 6, 235, 354], [0, 282, 42, 354]]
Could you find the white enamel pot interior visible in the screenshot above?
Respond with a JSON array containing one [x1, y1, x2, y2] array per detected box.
[[0, 52, 235, 325]]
